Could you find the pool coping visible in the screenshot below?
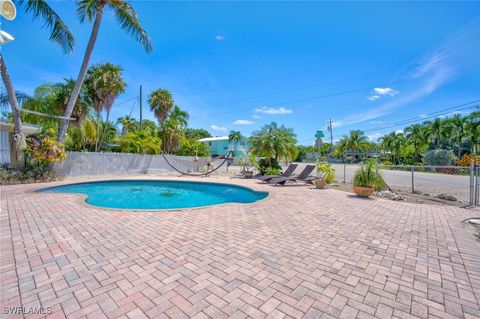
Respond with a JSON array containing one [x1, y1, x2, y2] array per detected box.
[[31, 178, 271, 212]]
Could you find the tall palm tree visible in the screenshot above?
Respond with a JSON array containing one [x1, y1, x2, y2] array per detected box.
[[465, 112, 479, 154], [161, 106, 189, 153], [148, 89, 174, 126], [345, 130, 369, 153], [381, 131, 405, 164], [117, 115, 135, 136], [87, 63, 126, 151], [53, 79, 91, 126], [58, 0, 152, 143], [424, 118, 444, 149], [448, 114, 467, 159], [1, 0, 73, 168], [228, 131, 243, 154], [249, 122, 297, 164], [404, 123, 427, 162]]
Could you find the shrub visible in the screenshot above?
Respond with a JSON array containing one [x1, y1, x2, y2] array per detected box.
[[1, 159, 62, 185], [423, 149, 456, 166], [383, 160, 393, 165], [353, 160, 384, 190], [316, 161, 335, 184], [27, 136, 66, 164], [458, 154, 480, 166], [257, 158, 281, 175], [264, 167, 281, 176]]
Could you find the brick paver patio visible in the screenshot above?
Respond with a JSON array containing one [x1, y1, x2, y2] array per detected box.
[[1, 176, 479, 318]]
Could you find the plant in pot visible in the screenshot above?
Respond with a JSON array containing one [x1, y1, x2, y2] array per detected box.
[[238, 154, 257, 178], [315, 161, 335, 189], [353, 159, 384, 197]]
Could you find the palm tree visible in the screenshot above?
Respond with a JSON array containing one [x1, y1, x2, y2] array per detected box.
[[381, 132, 405, 164], [228, 131, 243, 155], [424, 118, 444, 149], [120, 130, 161, 154], [1, 0, 73, 168], [161, 106, 189, 153], [404, 123, 427, 162], [53, 79, 91, 126], [448, 114, 467, 159], [58, 0, 152, 143], [249, 122, 297, 164], [465, 112, 479, 154], [148, 89, 174, 126], [117, 115, 135, 136], [345, 130, 369, 153], [87, 63, 126, 151]]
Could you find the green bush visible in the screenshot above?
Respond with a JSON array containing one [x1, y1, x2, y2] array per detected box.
[[353, 160, 384, 190], [257, 158, 281, 175], [264, 167, 281, 176], [423, 149, 456, 166], [1, 159, 62, 185], [316, 161, 335, 184]]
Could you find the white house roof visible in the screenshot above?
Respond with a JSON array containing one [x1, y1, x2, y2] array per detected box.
[[0, 121, 41, 135], [198, 136, 229, 142]]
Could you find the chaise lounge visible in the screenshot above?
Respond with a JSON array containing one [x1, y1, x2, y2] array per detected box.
[[258, 163, 298, 183], [270, 165, 317, 185]]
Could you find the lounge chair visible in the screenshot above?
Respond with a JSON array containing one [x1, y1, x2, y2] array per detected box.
[[270, 165, 316, 185], [258, 164, 298, 182]]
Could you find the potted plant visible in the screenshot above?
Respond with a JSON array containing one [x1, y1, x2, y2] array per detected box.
[[353, 160, 384, 197], [315, 161, 335, 189], [238, 155, 257, 179]]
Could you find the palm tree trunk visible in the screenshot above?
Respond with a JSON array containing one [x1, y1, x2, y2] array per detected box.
[[97, 110, 111, 152], [0, 55, 25, 169], [57, 4, 105, 143], [457, 135, 461, 159], [94, 110, 101, 152]]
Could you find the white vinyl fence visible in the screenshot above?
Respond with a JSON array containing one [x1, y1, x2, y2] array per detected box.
[[52, 151, 228, 177]]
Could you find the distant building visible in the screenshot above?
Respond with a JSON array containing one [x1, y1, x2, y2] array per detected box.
[[198, 136, 249, 157], [0, 121, 42, 165]]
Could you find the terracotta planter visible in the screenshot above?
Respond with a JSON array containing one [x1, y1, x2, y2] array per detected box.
[[314, 179, 326, 189], [353, 185, 374, 197]]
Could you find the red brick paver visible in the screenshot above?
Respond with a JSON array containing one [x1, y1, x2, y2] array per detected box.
[[1, 176, 479, 318]]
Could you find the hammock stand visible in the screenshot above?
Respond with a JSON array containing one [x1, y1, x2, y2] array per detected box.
[[161, 152, 232, 177]]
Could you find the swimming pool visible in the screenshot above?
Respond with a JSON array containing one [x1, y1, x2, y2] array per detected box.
[[37, 180, 268, 210]]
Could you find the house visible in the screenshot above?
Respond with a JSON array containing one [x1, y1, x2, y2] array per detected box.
[[0, 121, 41, 165], [198, 136, 249, 157]]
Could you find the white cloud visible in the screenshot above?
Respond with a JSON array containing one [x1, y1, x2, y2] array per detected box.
[[215, 35, 224, 41], [368, 133, 383, 141], [233, 119, 254, 125], [210, 125, 227, 131], [255, 106, 293, 114], [419, 114, 428, 118], [367, 95, 380, 101], [252, 114, 262, 119], [374, 87, 399, 96], [370, 120, 384, 124]]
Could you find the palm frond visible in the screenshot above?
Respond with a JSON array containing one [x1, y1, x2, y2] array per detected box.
[[0, 91, 31, 107], [76, 0, 97, 23], [109, 1, 153, 52], [19, 0, 74, 53]]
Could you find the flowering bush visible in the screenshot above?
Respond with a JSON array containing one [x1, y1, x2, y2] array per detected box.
[[458, 154, 480, 166], [27, 136, 67, 164]]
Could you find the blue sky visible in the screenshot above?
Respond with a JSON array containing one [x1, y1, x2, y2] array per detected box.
[[2, 1, 480, 144]]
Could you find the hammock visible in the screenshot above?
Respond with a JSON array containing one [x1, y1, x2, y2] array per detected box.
[[161, 152, 232, 177]]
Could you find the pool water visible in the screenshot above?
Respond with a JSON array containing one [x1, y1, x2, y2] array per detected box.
[[37, 180, 268, 210]]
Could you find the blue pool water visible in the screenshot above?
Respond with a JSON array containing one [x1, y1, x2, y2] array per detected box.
[[37, 180, 268, 210]]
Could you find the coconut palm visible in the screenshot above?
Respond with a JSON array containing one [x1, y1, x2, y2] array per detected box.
[[465, 112, 479, 154], [381, 131, 406, 164], [161, 106, 189, 153], [404, 123, 428, 162], [228, 131, 243, 154], [58, 0, 152, 143], [1, 0, 73, 168], [424, 118, 444, 149], [86, 63, 126, 151], [117, 115, 135, 136], [249, 122, 297, 164], [148, 89, 174, 126], [53, 79, 91, 126], [345, 130, 369, 152], [448, 114, 467, 159]]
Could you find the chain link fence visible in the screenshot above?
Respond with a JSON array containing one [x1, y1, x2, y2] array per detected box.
[[327, 162, 479, 206]]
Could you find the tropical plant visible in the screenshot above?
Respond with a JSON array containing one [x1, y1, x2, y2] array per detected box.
[[404, 123, 428, 162], [423, 149, 456, 166], [58, 0, 152, 143], [228, 131, 243, 154], [175, 139, 210, 157], [86, 63, 126, 151], [316, 161, 335, 184], [185, 128, 211, 140], [117, 115, 135, 136], [424, 118, 444, 149], [1, 0, 73, 168], [465, 112, 479, 154], [119, 130, 161, 154], [447, 114, 467, 159], [161, 106, 189, 153], [249, 122, 297, 165], [149, 89, 174, 126], [26, 136, 67, 164], [257, 158, 281, 175], [353, 160, 384, 190]]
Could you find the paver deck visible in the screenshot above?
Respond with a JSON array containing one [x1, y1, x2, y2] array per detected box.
[[1, 175, 479, 319]]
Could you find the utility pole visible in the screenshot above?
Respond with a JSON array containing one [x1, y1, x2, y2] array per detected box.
[[327, 119, 334, 155], [139, 85, 143, 130]]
